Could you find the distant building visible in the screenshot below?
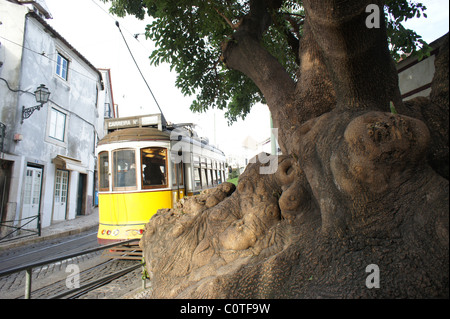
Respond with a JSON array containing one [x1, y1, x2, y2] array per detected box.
[[397, 33, 448, 100], [98, 68, 118, 121], [0, 0, 114, 241]]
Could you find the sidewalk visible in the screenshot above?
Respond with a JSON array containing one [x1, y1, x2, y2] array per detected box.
[[0, 207, 99, 251]]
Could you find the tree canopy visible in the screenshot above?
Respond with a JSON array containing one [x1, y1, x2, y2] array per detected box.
[[102, 0, 429, 123]]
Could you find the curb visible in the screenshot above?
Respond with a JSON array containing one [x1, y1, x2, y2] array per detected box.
[[0, 224, 98, 252]]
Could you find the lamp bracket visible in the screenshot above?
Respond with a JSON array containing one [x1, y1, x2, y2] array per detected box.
[[21, 104, 43, 124]]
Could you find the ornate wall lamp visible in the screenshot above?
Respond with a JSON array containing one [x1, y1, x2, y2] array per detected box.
[[21, 84, 51, 124]]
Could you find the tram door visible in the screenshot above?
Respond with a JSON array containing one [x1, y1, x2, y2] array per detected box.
[[53, 169, 69, 221], [22, 166, 42, 230]]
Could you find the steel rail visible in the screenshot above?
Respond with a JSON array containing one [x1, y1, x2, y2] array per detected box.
[[48, 263, 141, 299]]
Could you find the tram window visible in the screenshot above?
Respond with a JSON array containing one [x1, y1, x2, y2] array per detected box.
[[207, 169, 211, 186], [194, 167, 201, 189], [113, 149, 137, 189], [193, 156, 200, 166], [171, 161, 177, 186], [201, 168, 208, 188], [141, 147, 168, 188], [171, 162, 184, 186], [99, 151, 109, 191], [177, 163, 184, 186], [213, 169, 218, 185], [209, 169, 214, 186], [194, 156, 201, 189]]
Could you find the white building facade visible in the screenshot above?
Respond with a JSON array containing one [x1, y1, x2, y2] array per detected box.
[[0, 0, 110, 240]]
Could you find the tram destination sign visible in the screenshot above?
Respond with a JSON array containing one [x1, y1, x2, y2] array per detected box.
[[106, 114, 162, 131]]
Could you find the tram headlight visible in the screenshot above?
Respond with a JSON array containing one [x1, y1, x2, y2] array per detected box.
[[126, 229, 145, 236], [112, 229, 119, 236]]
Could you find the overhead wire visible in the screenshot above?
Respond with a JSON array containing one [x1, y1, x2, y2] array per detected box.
[[0, 35, 99, 84], [88, 0, 167, 122], [114, 20, 167, 126], [89, 0, 150, 46], [0, 75, 100, 138], [0, 77, 34, 95]]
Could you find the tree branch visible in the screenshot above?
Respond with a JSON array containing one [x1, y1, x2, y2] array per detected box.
[[272, 12, 303, 65], [220, 0, 296, 153], [215, 8, 241, 30]]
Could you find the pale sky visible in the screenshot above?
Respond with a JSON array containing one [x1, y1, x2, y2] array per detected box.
[[42, 0, 449, 159]]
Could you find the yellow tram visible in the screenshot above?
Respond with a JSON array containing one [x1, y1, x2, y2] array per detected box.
[[96, 114, 226, 244]]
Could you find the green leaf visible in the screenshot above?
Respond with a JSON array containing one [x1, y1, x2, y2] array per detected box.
[[390, 101, 398, 114]]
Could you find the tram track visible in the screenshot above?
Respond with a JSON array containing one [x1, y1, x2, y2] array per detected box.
[[44, 258, 142, 299], [0, 232, 145, 299], [27, 257, 114, 299], [0, 231, 99, 273], [3, 255, 142, 299], [61, 262, 142, 299]]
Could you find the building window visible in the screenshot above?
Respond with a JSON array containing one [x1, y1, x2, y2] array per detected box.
[[104, 103, 112, 118], [49, 108, 66, 142], [56, 52, 69, 80]]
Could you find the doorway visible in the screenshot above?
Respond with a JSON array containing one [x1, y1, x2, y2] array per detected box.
[[0, 160, 12, 225], [76, 173, 87, 216], [53, 169, 69, 221], [22, 166, 43, 230]]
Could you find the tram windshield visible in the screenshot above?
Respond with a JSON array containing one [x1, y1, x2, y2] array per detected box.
[[113, 149, 137, 189], [141, 147, 168, 188]]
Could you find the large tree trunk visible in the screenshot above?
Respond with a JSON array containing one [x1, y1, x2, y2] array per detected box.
[[139, 1, 449, 298]]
